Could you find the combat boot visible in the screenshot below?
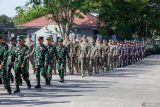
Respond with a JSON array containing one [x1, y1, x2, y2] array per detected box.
[[14, 85, 20, 93], [35, 81, 41, 88], [26, 80, 31, 89], [7, 86, 12, 95]]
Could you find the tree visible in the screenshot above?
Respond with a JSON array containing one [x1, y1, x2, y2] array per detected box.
[[96, 0, 160, 38], [13, 5, 47, 25], [31, 0, 89, 38], [0, 15, 14, 26]]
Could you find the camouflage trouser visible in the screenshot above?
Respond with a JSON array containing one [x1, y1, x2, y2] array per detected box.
[[112, 56, 117, 69], [89, 58, 97, 75], [80, 58, 90, 76], [57, 60, 65, 79], [71, 56, 79, 74], [5, 65, 14, 88], [64, 58, 71, 74], [97, 57, 102, 72], [108, 55, 112, 70], [36, 65, 47, 85], [14, 66, 30, 88], [102, 55, 109, 71], [46, 64, 53, 82], [0, 67, 7, 88]]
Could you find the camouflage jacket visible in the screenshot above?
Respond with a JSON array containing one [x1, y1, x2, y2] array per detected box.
[[14, 44, 29, 68], [56, 45, 68, 61], [35, 44, 48, 66], [46, 44, 56, 64]]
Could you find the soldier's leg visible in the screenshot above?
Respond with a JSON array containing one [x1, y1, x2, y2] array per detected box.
[[47, 64, 53, 85], [22, 71, 31, 89], [14, 67, 21, 93], [80, 58, 85, 77], [58, 61, 65, 83], [35, 65, 41, 88], [40, 65, 48, 85], [6, 66, 12, 94], [53, 61, 57, 74], [2, 68, 7, 89]]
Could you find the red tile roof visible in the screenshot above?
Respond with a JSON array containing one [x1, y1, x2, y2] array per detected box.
[[20, 13, 98, 28]]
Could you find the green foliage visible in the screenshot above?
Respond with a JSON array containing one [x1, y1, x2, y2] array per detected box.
[[13, 5, 47, 25], [96, 0, 160, 38], [0, 15, 13, 26]]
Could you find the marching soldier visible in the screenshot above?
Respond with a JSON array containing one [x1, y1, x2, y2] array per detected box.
[[46, 36, 56, 85], [89, 40, 98, 75], [14, 36, 31, 93], [79, 35, 91, 77], [0, 36, 8, 86], [35, 36, 48, 88], [70, 35, 79, 74], [96, 38, 103, 73], [56, 38, 69, 83], [5, 37, 17, 94], [102, 39, 110, 71]]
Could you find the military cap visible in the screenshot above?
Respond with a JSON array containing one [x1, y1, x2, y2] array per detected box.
[[58, 38, 63, 42], [17, 36, 24, 41], [46, 36, 52, 41], [38, 36, 44, 40]]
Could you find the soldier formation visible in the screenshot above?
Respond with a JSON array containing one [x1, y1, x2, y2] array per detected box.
[[0, 34, 153, 95]]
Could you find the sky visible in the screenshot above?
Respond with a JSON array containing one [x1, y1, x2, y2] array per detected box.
[[0, 0, 28, 17]]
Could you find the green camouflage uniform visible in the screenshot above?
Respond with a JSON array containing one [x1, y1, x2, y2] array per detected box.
[[14, 42, 31, 93], [56, 39, 68, 82], [46, 43, 56, 85], [35, 43, 48, 87], [5, 43, 16, 93], [0, 43, 8, 87]]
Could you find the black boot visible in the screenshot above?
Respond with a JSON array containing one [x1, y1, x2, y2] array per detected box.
[[35, 81, 41, 88], [45, 78, 48, 85], [7, 86, 12, 95], [0, 78, 2, 84], [14, 85, 20, 93], [26, 80, 31, 89]]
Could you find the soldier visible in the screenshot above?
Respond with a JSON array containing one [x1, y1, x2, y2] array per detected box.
[[5, 37, 17, 94], [89, 40, 98, 75], [14, 36, 31, 93], [108, 40, 112, 70], [102, 39, 110, 71], [63, 35, 72, 75], [117, 42, 123, 67], [25, 34, 35, 74], [96, 38, 103, 73], [46, 36, 56, 85], [35, 36, 48, 88], [112, 41, 118, 69], [0, 36, 8, 86], [56, 38, 69, 83], [70, 35, 79, 74], [79, 35, 91, 77]]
